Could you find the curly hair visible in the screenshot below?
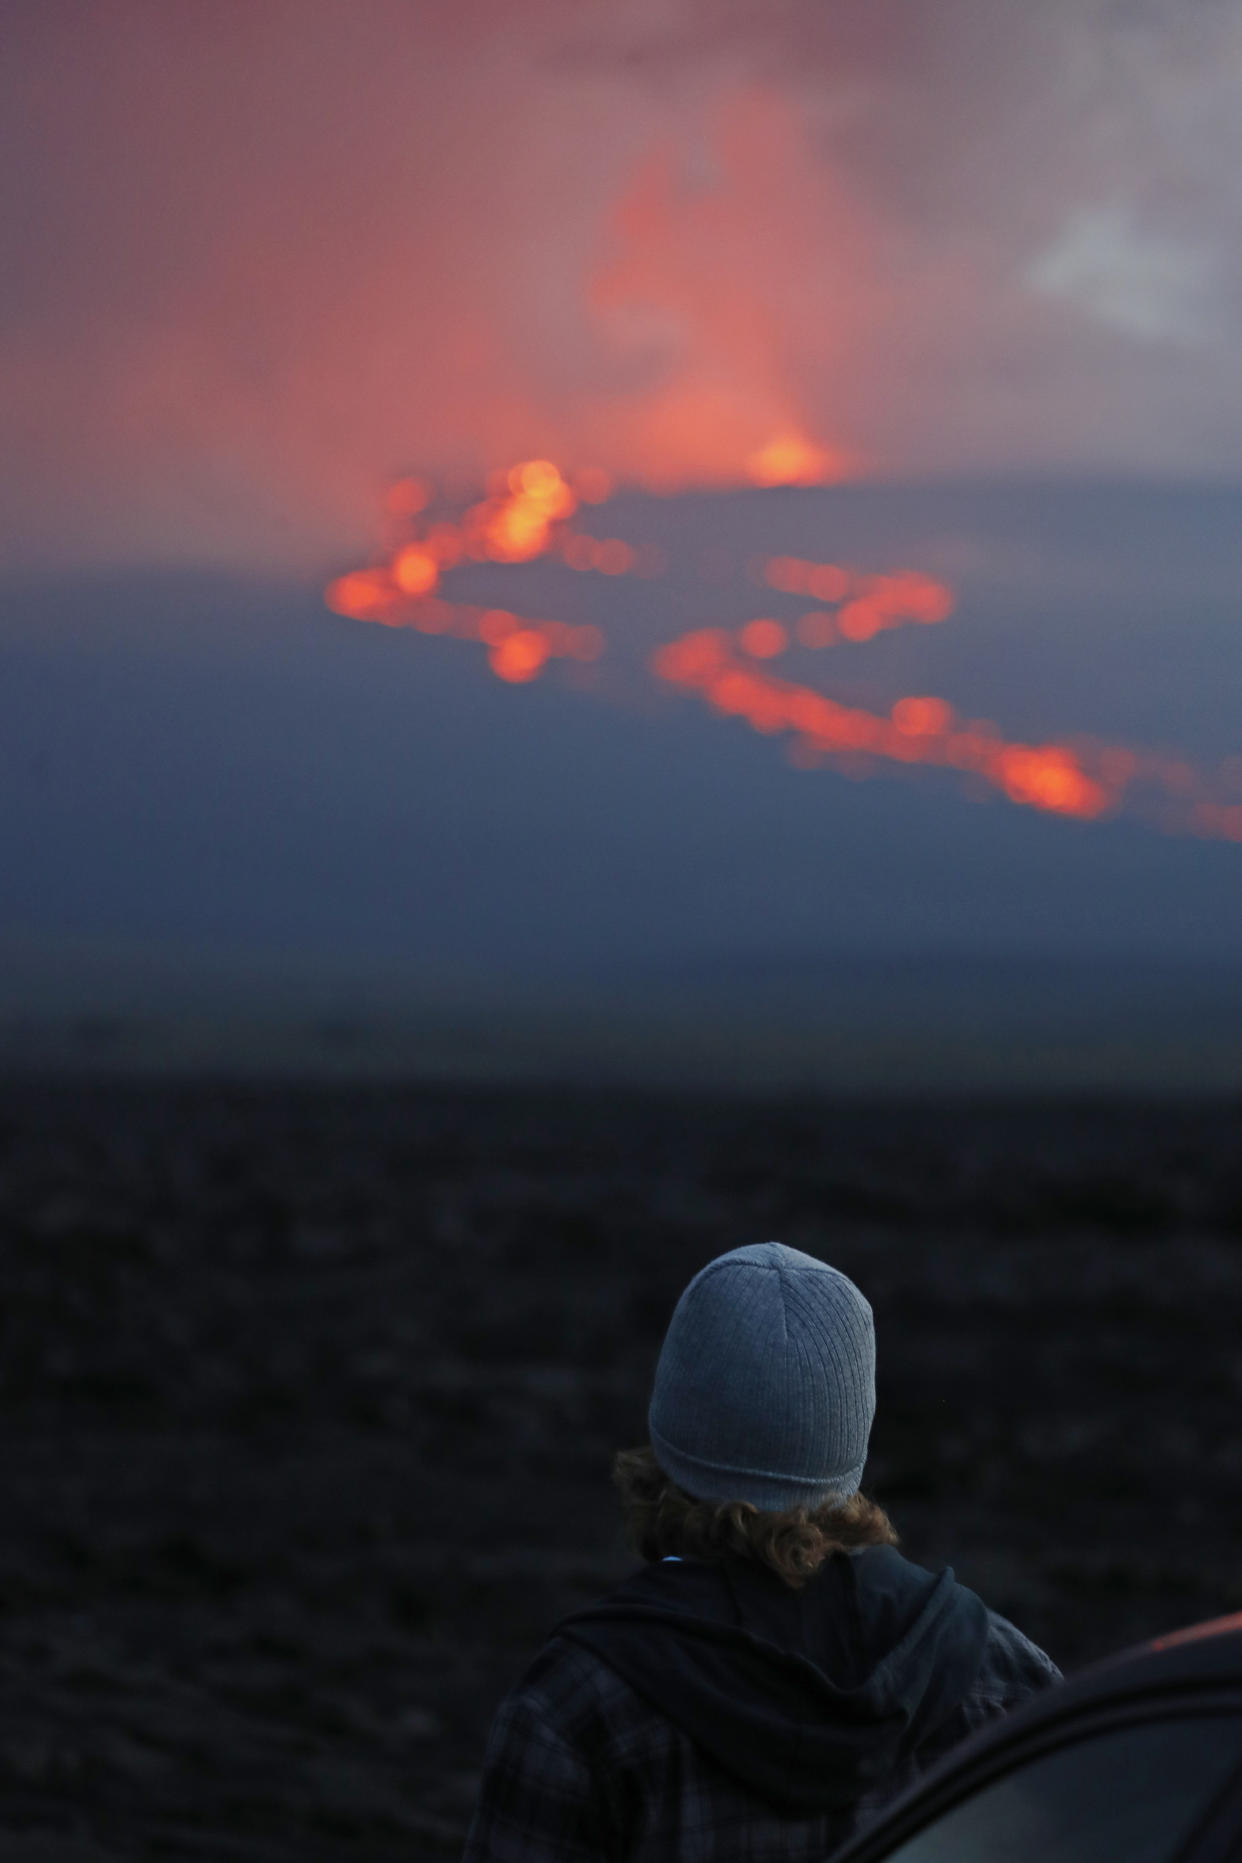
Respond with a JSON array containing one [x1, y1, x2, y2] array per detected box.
[[612, 1444, 899, 1591]]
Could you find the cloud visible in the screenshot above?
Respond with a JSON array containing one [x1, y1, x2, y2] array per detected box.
[[1027, 207, 1215, 346]]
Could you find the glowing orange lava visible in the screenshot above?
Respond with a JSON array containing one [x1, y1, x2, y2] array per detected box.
[[651, 628, 1115, 820], [763, 558, 954, 635], [489, 628, 550, 683], [738, 618, 788, 659], [385, 476, 432, 517], [747, 432, 847, 488], [892, 697, 953, 737], [323, 458, 1242, 844], [393, 544, 440, 596]]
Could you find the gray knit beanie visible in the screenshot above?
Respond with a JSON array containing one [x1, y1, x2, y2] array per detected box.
[[647, 1241, 875, 1511]]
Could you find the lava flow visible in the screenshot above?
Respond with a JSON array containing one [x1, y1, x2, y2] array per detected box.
[[325, 458, 1242, 840], [327, 460, 638, 682]]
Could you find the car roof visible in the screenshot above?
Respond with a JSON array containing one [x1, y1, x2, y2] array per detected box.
[[1056, 1611, 1242, 1707], [937, 1611, 1242, 1747], [828, 1614, 1242, 1863], [960, 1609, 1242, 1754]]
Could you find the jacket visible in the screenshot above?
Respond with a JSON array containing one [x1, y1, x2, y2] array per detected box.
[[462, 1544, 1062, 1862]]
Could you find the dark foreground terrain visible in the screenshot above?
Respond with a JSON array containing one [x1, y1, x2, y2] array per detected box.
[[1, 1081, 1240, 1858]]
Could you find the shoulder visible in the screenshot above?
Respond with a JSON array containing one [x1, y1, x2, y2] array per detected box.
[[976, 1607, 1064, 1704], [846, 1545, 1062, 1694], [905, 1601, 1063, 1776]]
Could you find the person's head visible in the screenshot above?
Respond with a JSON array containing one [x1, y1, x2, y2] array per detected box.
[[614, 1241, 897, 1587]]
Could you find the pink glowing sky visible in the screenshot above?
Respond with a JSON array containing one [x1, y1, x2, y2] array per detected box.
[[5, 0, 1242, 573]]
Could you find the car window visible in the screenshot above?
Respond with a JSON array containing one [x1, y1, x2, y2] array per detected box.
[[880, 1713, 1242, 1863]]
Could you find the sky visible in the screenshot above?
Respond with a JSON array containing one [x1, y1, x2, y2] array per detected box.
[[3, 1, 1242, 1087]]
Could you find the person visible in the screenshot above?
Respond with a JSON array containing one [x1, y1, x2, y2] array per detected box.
[[463, 1241, 1062, 1862]]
